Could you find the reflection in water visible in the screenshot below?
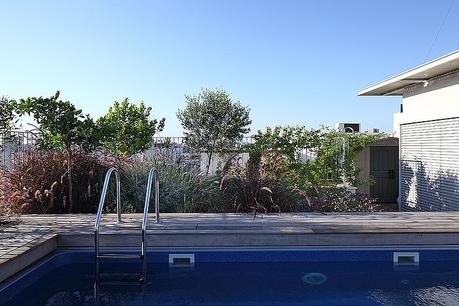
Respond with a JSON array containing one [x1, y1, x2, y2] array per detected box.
[[369, 286, 459, 306], [5, 261, 459, 306], [411, 286, 459, 306]]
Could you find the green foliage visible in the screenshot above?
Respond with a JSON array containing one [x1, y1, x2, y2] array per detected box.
[[1, 88, 388, 215], [220, 153, 299, 213], [106, 157, 222, 213], [15, 91, 100, 211], [300, 187, 383, 212], [0, 96, 16, 132], [219, 149, 383, 213], [313, 127, 384, 186], [251, 125, 387, 188], [97, 98, 165, 156], [15, 91, 99, 151], [177, 88, 251, 174], [0, 149, 384, 215], [250, 126, 320, 189]]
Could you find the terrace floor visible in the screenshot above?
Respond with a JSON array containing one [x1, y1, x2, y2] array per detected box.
[[3, 212, 459, 282]]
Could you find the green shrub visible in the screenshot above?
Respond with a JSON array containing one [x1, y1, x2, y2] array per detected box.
[[251, 125, 387, 188], [97, 98, 165, 156], [219, 148, 382, 213], [297, 186, 383, 212]]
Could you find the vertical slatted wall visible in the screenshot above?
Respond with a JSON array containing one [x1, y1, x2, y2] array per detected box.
[[400, 117, 459, 211]]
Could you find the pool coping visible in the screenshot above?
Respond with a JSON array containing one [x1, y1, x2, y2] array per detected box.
[[0, 234, 57, 283], [4, 212, 459, 284], [4, 231, 459, 284]]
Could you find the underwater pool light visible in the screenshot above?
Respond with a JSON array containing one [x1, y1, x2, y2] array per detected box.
[[302, 272, 327, 285]]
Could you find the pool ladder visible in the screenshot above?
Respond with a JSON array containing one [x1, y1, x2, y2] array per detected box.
[[94, 167, 160, 283]]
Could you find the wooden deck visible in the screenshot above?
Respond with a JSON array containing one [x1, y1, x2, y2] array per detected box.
[[3, 212, 459, 282]]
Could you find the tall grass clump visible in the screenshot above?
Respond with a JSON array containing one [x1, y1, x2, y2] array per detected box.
[[108, 157, 222, 213], [219, 151, 300, 213], [0, 149, 108, 213], [0, 196, 17, 225]]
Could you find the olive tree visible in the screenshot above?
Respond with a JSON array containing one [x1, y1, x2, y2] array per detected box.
[[97, 98, 165, 156], [177, 88, 251, 175]]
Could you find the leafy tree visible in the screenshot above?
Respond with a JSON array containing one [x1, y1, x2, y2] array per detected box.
[[177, 88, 251, 175], [16, 91, 99, 211], [97, 98, 165, 156], [0, 96, 16, 132]]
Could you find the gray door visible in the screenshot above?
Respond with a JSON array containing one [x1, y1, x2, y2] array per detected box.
[[400, 118, 459, 211], [370, 146, 399, 203]]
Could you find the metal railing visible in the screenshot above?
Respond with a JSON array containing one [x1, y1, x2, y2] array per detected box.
[[0, 129, 38, 168], [94, 167, 121, 258], [93, 167, 160, 284], [1, 132, 257, 169], [141, 168, 159, 259], [151, 136, 255, 145]]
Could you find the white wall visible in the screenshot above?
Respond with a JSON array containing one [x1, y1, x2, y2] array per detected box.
[[200, 152, 250, 176], [393, 74, 459, 135]]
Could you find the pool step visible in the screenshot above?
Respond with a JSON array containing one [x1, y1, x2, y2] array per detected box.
[[97, 280, 144, 287], [96, 250, 147, 284], [98, 272, 145, 283], [97, 253, 143, 259], [95, 273, 146, 295]]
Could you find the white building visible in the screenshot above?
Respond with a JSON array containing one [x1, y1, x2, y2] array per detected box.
[[359, 50, 459, 211]]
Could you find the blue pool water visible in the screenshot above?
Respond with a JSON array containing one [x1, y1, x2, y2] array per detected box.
[[2, 248, 459, 305]]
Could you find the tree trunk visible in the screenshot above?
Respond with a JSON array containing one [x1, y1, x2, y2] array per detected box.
[[67, 145, 74, 212], [205, 151, 213, 176]]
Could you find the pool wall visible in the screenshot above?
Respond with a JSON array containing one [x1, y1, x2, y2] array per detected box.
[[4, 246, 459, 304]]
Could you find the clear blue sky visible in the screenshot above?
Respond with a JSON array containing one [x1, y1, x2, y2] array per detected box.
[[1, 0, 458, 135]]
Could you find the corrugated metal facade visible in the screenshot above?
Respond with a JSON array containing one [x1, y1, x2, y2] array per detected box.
[[400, 117, 459, 211]]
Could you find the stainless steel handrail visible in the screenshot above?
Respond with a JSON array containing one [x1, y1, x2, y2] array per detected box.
[[94, 167, 159, 284], [141, 168, 159, 259], [94, 167, 121, 258]]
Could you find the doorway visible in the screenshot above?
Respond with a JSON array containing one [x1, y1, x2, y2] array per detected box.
[[370, 146, 399, 203]]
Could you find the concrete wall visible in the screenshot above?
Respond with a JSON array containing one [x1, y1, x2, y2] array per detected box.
[[201, 150, 315, 176], [393, 73, 459, 136], [200, 152, 250, 175]]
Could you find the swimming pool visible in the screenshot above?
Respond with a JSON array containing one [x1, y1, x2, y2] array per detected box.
[[2, 248, 459, 305]]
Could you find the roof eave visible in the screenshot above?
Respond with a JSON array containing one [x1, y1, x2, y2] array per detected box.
[[358, 49, 459, 96]]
